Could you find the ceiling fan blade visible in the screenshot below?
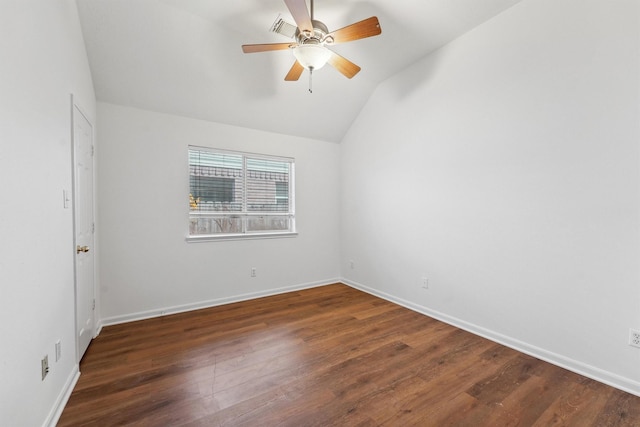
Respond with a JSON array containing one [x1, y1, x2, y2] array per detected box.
[[327, 16, 382, 44], [327, 51, 361, 79], [283, 0, 313, 34], [284, 61, 304, 81], [242, 43, 294, 53]]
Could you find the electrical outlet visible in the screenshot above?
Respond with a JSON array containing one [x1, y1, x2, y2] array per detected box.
[[41, 355, 49, 380], [55, 340, 62, 362], [251, 267, 256, 277], [421, 277, 429, 290], [629, 329, 640, 348], [349, 260, 354, 269], [63, 189, 70, 209]]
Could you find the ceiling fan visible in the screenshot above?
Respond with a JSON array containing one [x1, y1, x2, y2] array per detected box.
[[241, 0, 382, 91]]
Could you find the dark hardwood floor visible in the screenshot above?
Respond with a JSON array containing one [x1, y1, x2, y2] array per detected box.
[[59, 283, 640, 426]]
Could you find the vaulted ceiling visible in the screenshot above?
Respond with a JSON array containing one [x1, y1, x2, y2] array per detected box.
[[76, 0, 523, 142]]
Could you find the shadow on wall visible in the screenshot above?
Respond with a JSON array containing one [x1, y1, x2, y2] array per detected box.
[[385, 49, 446, 101]]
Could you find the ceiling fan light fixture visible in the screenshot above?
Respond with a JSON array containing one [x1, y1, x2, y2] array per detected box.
[[292, 44, 331, 70]]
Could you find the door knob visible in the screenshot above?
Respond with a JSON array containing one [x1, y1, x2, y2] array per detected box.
[[76, 245, 90, 253]]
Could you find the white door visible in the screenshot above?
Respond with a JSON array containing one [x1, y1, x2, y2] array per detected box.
[[73, 100, 95, 361]]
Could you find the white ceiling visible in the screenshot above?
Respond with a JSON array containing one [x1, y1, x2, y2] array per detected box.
[[76, 0, 523, 142]]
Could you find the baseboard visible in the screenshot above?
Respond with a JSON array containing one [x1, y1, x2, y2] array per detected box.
[[101, 278, 340, 327], [44, 364, 80, 427], [94, 321, 103, 337], [342, 278, 640, 398]]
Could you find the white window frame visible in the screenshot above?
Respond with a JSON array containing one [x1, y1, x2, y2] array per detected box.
[[186, 146, 296, 242]]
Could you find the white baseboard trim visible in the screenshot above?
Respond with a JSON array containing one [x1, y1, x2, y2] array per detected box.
[[44, 364, 80, 427], [342, 278, 640, 398], [101, 278, 341, 327], [94, 321, 103, 338]]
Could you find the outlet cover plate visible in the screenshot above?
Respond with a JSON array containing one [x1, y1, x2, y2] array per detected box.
[[41, 355, 49, 380], [630, 329, 640, 348]]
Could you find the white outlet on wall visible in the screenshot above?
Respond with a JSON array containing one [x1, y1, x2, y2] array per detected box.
[[251, 267, 256, 277], [41, 355, 49, 380], [629, 329, 640, 348], [55, 340, 62, 362], [62, 189, 70, 209]]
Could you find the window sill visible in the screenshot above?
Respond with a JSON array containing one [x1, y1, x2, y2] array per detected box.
[[186, 231, 298, 243]]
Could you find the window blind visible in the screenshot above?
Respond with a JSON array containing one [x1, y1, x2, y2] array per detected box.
[[188, 146, 295, 238]]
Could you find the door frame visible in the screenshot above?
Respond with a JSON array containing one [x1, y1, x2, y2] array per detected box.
[[71, 94, 97, 363]]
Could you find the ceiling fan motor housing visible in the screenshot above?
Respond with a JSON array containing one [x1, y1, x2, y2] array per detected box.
[[296, 20, 334, 45]]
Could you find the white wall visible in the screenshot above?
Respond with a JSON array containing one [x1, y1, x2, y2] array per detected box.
[[0, 1, 96, 426], [97, 103, 341, 322], [341, 0, 640, 394]]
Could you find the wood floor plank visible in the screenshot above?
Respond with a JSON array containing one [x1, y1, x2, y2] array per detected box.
[[532, 377, 615, 426], [58, 283, 640, 426]]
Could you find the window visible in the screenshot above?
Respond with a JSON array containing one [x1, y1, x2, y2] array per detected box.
[[189, 176, 235, 203], [275, 181, 288, 205], [188, 146, 295, 240]]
